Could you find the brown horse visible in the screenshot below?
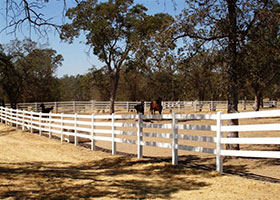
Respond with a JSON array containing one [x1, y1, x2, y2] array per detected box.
[[150, 98, 162, 114]]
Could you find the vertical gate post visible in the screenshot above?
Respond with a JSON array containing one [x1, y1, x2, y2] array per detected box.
[[144, 102, 147, 113], [55, 102, 58, 113], [91, 113, 95, 150], [216, 111, 223, 173], [16, 109, 18, 129], [112, 113, 116, 154], [0, 107, 2, 123], [60, 113, 64, 143], [39, 112, 42, 136], [127, 102, 129, 112], [5, 108, 8, 125], [172, 112, 178, 165], [22, 110, 25, 131], [73, 101, 76, 113], [91, 100, 95, 112], [30, 111, 33, 133], [36, 102, 39, 112], [177, 101, 181, 113], [49, 112, 52, 138], [137, 113, 143, 159], [194, 101, 197, 112], [74, 113, 78, 146]]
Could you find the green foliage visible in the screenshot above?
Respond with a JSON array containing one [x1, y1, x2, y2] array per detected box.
[[2, 0, 280, 109], [0, 39, 63, 105], [60, 0, 174, 113]]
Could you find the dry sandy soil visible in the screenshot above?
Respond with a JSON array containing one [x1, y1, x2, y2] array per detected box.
[[0, 122, 280, 200]]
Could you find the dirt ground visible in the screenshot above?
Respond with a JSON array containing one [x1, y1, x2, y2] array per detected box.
[[0, 123, 280, 200]]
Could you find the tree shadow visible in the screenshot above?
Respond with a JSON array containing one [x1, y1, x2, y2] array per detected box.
[[43, 134, 280, 184], [1, 152, 280, 199], [222, 157, 280, 183], [0, 156, 214, 199], [0, 128, 16, 137]]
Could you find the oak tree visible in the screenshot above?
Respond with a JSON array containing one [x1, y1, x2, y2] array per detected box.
[[60, 0, 173, 113]]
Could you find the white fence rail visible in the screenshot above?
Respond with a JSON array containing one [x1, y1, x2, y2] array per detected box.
[[0, 106, 279, 174], [15, 100, 278, 113]]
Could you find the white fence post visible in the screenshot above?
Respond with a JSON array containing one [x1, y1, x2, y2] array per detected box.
[[5, 108, 9, 125], [39, 112, 42, 136], [172, 112, 178, 165], [73, 101, 76, 113], [137, 113, 143, 159], [144, 101, 147, 112], [55, 102, 58, 113], [91, 113, 95, 150], [49, 112, 52, 138], [16, 109, 18, 129], [0, 107, 2, 123], [2, 107, 5, 124], [91, 100, 95, 112], [216, 111, 223, 173], [74, 113, 78, 146], [127, 102, 129, 112], [22, 110, 25, 131], [30, 111, 33, 133], [112, 113, 116, 155], [34, 102, 37, 112], [60, 113, 64, 143], [194, 101, 197, 112]]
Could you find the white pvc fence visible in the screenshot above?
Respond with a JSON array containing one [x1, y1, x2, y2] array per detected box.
[[16, 100, 278, 113], [0, 106, 279, 174]]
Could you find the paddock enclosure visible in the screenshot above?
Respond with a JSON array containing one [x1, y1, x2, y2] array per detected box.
[[15, 100, 278, 113], [0, 105, 280, 199], [0, 105, 280, 174], [1, 124, 279, 200]]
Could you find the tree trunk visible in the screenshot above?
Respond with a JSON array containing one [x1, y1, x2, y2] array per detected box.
[[260, 96, 264, 108], [253, 92, 261, 111], [109, 72, 120, 115], [226, 0, 239, 150], [252, 84, 262, 111]]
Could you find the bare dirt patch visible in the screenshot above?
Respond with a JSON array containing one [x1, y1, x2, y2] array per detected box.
[[0, 123, 279, 199]]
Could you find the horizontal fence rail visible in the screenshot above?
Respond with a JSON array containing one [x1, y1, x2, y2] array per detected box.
[[0, 106, 279, 174], [13, 100, 279, 113]]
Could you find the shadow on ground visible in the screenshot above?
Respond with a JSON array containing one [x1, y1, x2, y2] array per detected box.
[[0, 155, 216, 199], [1, 153, 279, 199], [0, 128, 16, 137], [1, 130, 279, 199]]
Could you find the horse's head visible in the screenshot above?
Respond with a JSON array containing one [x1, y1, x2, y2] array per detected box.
[[156, 97, 162, 104]]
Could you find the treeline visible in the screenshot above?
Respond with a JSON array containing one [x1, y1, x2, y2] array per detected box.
[[1, 0, 280, 114], [59, 47, 280, 104], [0, 39, 62, 108], [1, 36, 280, 109]]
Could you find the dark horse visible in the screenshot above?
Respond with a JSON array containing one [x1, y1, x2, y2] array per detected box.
[[1, 99, 5, 107], [134, 101, 144, 114], [150, 98, 163, 114], [40, 103, 54, 113]]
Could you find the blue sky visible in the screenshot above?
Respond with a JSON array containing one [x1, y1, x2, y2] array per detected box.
[[0, 0, 186, 78]]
